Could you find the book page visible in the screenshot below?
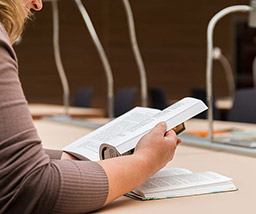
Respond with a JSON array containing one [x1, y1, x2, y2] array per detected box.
[[63, 107, 160, 161], [150, 168, 192, 178], [109, 97, 207, 154], [135, 171, 232, 194], [130, 181, 237, 200]]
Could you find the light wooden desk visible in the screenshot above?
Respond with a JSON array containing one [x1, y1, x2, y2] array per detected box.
[[28, 103, 105, 120], [35, 119, 256, 214]]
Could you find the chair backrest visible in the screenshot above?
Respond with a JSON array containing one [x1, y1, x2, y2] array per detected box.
[[149, 87, 168, 110], [73, 87, 93, 108], [228, 88, 256, 123], [191, 88, 220, 120], [114, 87, 138, 117]]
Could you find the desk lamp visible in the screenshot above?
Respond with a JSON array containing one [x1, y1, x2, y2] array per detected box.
[[46, 0, 115, 119], [206, 1, 256, 142], [252, 56, 256, 87], [179, 1, 256, 157], [212, 47, 235, 99], [121, 0, 148, 107], [74, 0, 114, 118], [51, 0, 70, 117], [41, 0, 105, 128], [43, 0, 70, 117]]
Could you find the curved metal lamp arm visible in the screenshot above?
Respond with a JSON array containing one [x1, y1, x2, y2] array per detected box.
[[52, 0, 70, 116], [74, 0, 114, 118], [122, 0, 148, 107], [207, 5, 251, 141], [213, 47, 235, 99], [252, 56, 256, 87]]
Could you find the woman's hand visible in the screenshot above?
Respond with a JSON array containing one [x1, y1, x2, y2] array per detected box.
[[99, 122, 181, 205], [134, 122, 181, 177]]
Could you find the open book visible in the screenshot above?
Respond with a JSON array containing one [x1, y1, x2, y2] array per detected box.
[[126, 168, 237, 200], [63, 97, 207, 161]]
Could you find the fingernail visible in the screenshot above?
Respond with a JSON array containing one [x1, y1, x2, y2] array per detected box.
[[160, 122, 166, 127]]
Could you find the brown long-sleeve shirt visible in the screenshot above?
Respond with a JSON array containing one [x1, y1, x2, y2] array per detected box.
[[0, 23, 108, 214]]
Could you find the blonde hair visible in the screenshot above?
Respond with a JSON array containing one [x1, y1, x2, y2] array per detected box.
[[0, 0, 28, 43]]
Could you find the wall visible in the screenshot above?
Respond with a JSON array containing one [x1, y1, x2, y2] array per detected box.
[[14, 0, 248, 111]]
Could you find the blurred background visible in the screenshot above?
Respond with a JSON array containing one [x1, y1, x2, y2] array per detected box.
[[14, 0, 256, 113]]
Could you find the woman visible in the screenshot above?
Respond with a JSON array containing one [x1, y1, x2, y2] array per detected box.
[[0, 0, 181, 213]]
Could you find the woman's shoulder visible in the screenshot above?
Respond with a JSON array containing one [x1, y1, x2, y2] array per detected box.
[[0, 23, 11, 43], [0, 22, 17, 62]]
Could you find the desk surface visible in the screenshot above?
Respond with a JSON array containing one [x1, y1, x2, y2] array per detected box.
[[35, 119, 256, 214], [28, 103, 105, 119]]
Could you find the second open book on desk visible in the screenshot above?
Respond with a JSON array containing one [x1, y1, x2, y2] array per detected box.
[[126, 168, 237, 200], [63, 97, 207, 161]]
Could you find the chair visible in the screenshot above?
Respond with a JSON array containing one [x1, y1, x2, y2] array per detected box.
[[149, 87, 168, 110], [73, 87, 93, 108], [114, 87, 138, 117], [191, 88, 220, 120], [228, 88, 256, 123]]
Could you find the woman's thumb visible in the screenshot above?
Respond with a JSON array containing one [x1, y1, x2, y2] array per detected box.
[[150, 122, 167, 136]]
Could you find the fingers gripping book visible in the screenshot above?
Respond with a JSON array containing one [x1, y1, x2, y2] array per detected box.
[[63, 97, 208, 161]]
